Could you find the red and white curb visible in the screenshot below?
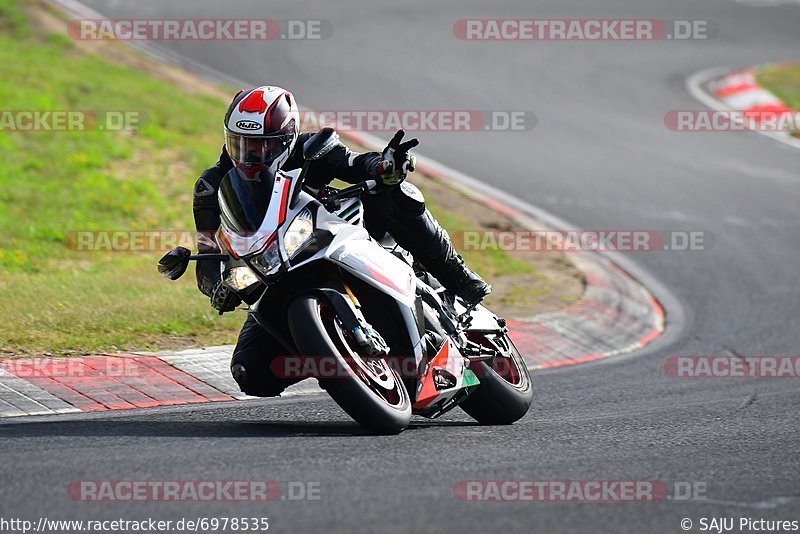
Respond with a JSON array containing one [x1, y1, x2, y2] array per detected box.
[[0, 351, 323, 417], [508, 254, 662, 369], [687, 65, 800, 150]]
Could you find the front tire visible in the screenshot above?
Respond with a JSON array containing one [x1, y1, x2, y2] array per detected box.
[[287, 294, 412, 434], [459, 332, 533, 424]]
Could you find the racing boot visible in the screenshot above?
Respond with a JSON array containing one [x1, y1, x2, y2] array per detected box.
[[383, 183, 492, 307], [415, 213, 492, 307]]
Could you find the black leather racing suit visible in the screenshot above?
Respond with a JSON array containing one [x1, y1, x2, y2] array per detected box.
[[193, 132, 476, 397]]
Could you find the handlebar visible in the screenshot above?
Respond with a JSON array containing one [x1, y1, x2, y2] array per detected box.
[[188, 253, 229, 261], [323, 180, 377, 210]]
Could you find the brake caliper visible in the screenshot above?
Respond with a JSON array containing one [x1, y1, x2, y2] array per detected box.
[[353, 325, 390, 357]]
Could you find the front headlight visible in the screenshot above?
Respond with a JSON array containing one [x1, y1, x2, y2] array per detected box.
[[225, 266, 260, 291], [284, 207, 314, 257], [249, 239, 282, 277]]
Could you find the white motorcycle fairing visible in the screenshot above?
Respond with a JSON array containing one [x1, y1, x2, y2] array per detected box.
[[216, 169, 479, 416]]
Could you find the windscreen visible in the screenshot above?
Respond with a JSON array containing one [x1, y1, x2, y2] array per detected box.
[[218, 168, 276, 235]]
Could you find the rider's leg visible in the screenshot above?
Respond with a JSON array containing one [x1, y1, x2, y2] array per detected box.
[[230, 315, 300, 397], [362, 182, 491, 306]]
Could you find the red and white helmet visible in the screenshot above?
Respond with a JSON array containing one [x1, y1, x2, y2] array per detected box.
[[224, 86, 299, 175]]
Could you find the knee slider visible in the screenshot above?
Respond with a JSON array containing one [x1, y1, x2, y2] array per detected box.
[[390, 182, 426, 214], [231, 362, 289, 397], [231, 363, 249, 392]]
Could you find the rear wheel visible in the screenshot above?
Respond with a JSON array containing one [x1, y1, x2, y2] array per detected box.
[[287, 294, 411, 434], [459, 332, 533, 424]]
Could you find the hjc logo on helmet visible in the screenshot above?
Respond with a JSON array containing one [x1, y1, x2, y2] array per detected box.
[[235, 120, 261, 131]]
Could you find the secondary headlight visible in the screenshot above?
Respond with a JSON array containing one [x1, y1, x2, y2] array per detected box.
[[225, 266, 260, 291], [249, 239, 282, 277], [284, 207, 314, 257]]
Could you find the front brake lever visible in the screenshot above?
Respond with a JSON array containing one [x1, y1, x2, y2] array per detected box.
[[458, 302, 478, 330], [323, 182, 373, 211]]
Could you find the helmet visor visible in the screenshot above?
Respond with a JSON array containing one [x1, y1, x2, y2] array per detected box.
[[226, 132, 292, 167]]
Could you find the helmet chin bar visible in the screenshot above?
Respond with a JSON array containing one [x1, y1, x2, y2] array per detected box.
[[232, 163, 268, 181], [231, 150, 289, 182]]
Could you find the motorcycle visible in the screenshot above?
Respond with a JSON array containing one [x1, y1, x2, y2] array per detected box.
[[158, 128, 532, 434]]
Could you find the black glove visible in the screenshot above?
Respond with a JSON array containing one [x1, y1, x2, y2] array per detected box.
[[210, 279, 242, 315], [376, 129, 418, 189]]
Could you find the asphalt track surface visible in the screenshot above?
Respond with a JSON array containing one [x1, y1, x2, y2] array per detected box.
[[2, 0, 800, 532]]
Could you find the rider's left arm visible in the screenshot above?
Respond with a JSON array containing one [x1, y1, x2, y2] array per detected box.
[[283, 130, 382, 189]]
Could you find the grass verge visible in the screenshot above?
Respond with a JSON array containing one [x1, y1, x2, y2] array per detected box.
[[0, 2, 243, 354], [755, 63, 800, 137]]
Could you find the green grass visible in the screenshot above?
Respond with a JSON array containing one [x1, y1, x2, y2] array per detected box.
[[0, 0, 28, 37], [0, 2, 244, 354], [756, 63, 800, 136]]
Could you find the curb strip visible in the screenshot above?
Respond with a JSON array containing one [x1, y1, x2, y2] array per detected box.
[[686, 65, 800, 150]]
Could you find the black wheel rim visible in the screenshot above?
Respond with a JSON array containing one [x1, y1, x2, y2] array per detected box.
[[318, 304, 408, 409], [468, 332, 528, 388]]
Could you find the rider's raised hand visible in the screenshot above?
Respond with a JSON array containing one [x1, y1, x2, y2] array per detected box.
[[377, 129, 418, 189]]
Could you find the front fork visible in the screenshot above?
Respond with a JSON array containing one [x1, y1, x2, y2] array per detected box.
[[318, 281, 390, 358]]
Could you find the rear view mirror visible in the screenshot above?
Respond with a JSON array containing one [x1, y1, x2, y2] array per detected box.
[[158, 246, 191, 280], [303, 127, 339, 160]]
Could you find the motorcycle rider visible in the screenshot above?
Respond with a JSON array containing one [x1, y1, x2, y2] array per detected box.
[[193, 85, 491, 397]]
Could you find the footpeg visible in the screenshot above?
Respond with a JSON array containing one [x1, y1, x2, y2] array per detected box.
[[461, 340, 498, 362]]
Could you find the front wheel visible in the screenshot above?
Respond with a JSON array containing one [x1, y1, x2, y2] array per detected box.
[[287, 294, 412, 434], [459, 332, 533, 425]]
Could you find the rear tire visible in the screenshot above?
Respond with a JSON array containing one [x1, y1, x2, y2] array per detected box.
[[287, 294, 412, 434], [459, 333, 533, 425]]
